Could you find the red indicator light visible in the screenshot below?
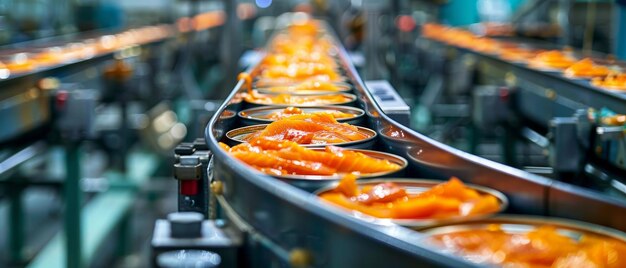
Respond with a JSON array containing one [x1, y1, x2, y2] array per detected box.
[[180, 180, 198, 195], [397, 15, 416, 32], [56, 90, 68, 109]]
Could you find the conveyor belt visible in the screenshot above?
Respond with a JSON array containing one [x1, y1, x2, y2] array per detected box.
[[417, 28, 626, 176], [0, 26, 173, 88], [418, 37, 626, 124], [204, 21, 626, 266]]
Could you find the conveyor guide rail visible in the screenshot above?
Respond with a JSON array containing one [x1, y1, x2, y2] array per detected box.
[[202, 21, 626, 266]]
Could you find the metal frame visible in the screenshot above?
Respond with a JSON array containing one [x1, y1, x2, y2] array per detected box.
[[418, 34, 626, 175], [0, 39, 168, 268], [204, 23, 626, 266], [0, 12, 236, 266], [421, 38, 626, 120]]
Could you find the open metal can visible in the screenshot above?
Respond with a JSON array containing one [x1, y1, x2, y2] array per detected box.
[[315, 178, 508, 228]]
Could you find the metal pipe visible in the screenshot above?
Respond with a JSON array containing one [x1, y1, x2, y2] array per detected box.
[[558, 0, 573, 47], [64, 142, 82, 268], [9, 186, 24, 265], [521, 127, 550, 149], [0, 141, 47, 176]]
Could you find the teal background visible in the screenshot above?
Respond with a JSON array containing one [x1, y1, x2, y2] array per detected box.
[[439, 0, 526, 26]]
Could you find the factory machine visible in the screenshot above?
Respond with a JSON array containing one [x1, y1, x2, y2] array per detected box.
[[0, 3, 249, 266], [2, 1, 626, 267], [415, 23, 626, 199], [399, 2, 626, 203], [0, 24, 183, 267], [152, 17, 626, 267]]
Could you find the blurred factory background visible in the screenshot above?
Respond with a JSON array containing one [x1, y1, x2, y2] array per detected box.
[[0, 0, 625, 267]]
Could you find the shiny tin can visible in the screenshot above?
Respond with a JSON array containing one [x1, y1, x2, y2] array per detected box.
[[315, 178, 508, 228], [238, 105, 365, 126], [225, 124, 377, 149]]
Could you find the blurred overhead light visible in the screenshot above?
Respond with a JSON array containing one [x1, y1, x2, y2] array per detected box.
[[255, 0, 272, 9], [0, 68, 9, 79]]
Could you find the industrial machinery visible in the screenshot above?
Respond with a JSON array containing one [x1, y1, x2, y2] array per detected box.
[[416, 23, 626, 198], [152, 19, 626, 267], [0, 3, 251, 266], [3, 1, 626, 267]]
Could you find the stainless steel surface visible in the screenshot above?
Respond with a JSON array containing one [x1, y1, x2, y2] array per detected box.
[[152, 219, 242, 267], [167, 212, 204, 238], [548, 181, 626, 229], [315, 178, 508, 229], [209, 157, 473, 267], [174, 156, 202, 181], [420, 214, 626, 242], [520, 127, 550, 148], [254, 76, 350, 88], [0, 28, 172, 144], [157, 250, 221, 268], [152, 220, 244, 247], [207, 23, 479, 267], [0, 141, 47, 175], [255, 82, 352, 95], [549, 117, 584, 173], [0, 86, 50, 143], [364, 80, 411, 127], [421, 38, 626, 121], [56, 88, 98, 139], [224, 124, 377, 149], [243, 92, 357, 108], [597, 126, 625, 141], [421, 33, 626, 180], [0, 27, 172, 88], [202, 21, 626, 266], [472, 85, 508, 131], [237, 105, 365, 126]]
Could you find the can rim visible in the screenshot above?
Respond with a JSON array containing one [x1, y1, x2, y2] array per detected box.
[[244, 92, 357, 107], [237, 105, 365, 124], [419, 214, 626, 242], [254, 82, 352, 95], [225, 124, 377, 148], [315, 178, 509, 228]]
